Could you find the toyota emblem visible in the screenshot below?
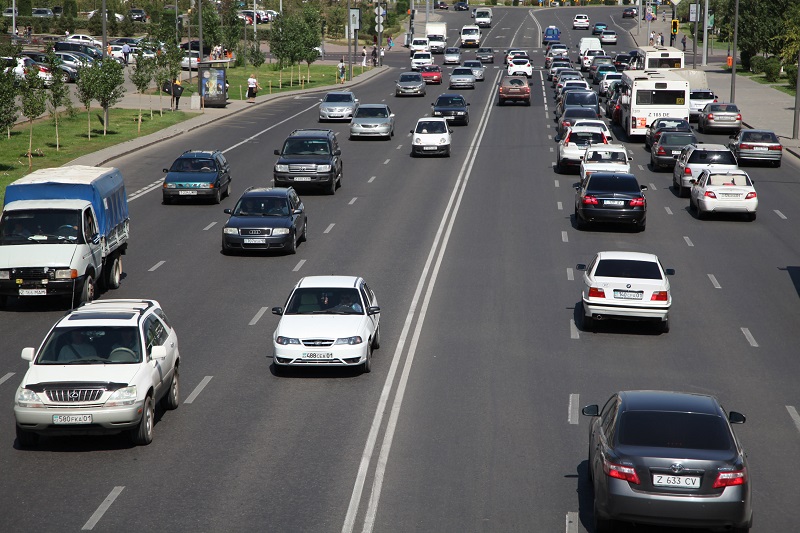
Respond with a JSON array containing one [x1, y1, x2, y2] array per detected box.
[[670, 463, 684, 473]]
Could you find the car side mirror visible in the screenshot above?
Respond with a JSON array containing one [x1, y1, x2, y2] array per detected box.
[[150, 345, 167, 360], [162, 168, 168, 173], [292, 208, 303, 215], [334, 149, 342, 156], [367, 305, 381, 315], [628, 156, 633, 161], [729, 411, 746, 424], [274, 149, 280, 155], [640, 185, 648, 191], [271, 307, 283, 316], [665, 268, 676, 276], [21, 347, 35, 361], [223, 208, 232, 214], [410, 130, 414, 134], [690, 179, 697, 184], [354, 98, 359, 103], [575, 263, 587, 271], [319, 98, 323, 102], [581, 404, 599, 416], [389, 113, 395, 118]]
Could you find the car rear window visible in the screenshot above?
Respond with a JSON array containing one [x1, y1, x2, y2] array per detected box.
[[453, 68, 473, 75], [661, 133, 696, 146], [691, 91, 715, 100], [688, 150, 737, 165], [565, 92, 599, 106], [586, 175, 640, 192], [709, 104, 739, 112], [618, 411, 732, 450], [655, 119, 688, 129], [568, 131, 605, 145], [594, 259, 662, 279], [741, 131, 778, 143], [565, 108, 599, 119]]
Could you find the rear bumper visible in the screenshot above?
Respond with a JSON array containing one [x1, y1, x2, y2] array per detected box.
[[583, 297, 669, 321]]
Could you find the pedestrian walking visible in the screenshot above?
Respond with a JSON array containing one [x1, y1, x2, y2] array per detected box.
[[681, 34, 687, 52], [380, 47, 385, 64], [658, 32, 664, 46], [247, 73, 261, 103], [122, 43, 131, 66], [172, 77, 182, 109], [361, 46, 367, 67], [338, 58, 346, 84], [387, 36, 393, 50], [106, 44, 112, 56], [371, 46, 378, 67]]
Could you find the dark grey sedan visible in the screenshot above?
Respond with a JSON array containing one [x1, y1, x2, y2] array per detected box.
[[582, 390, 752, 533], [650, 131, 697, 171], [729, 129, 782, 167]]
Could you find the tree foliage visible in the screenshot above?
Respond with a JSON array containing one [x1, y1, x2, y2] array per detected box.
[[129, 52, 155, 132], [0, 70, 19, 139], [94, 59, 126, 136], [268, 12, 312, 69], [19, 67, 47, 168], [75, 62, 97, 138], [45, 51, 73, 151]]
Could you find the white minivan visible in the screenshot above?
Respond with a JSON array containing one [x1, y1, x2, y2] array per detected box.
[[474, 8, 492, 28]]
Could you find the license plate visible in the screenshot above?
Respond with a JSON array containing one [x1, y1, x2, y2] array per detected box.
[[179, 190, 197, 195], [717, 116, 733, 121], [604, 200, 625, 206], [293, 176, 311, 181], [720, 193, 739, 198], [671, 150, 681, 155], [19, 288, 46, 296], [753, 146, 768, 151], [653, 475, 701, 488], [53, 414, 92, 424], [244, 238, 266, 244], [423, 146, 438, 150], [303, 352, 334, 359], [614, 290, 643, 300]]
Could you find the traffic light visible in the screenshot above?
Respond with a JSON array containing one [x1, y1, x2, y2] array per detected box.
[[671, 19, 679, 34]]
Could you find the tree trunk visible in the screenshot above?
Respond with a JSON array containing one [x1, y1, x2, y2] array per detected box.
[[138, 93, 142, 135], [55, 111, 60, 151], [28, 119, 33, 169], [87, 105, 92, 139], [103, 106, 108, 136]]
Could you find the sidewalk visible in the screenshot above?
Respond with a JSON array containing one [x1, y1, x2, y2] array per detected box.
[[629, 17, 800, 159]]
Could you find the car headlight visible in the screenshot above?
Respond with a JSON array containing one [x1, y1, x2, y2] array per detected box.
[[438, 137, 448, 145], [316, 164, 332, 173], [105, 385, 137, 407], [272, 228, 290, 235], [16, 388, 44, 408], [0, 270, 9, 280], [456, 111, 465, 115], [223, 227, 238, 235], [55, 269, 78, 279], [335, 336, 363, 345], [276, 336, 300, 345], [163, 182, 177, 188], [275, 164, 289, 172], [413, 137, 423, 145], [433, 111, 442, 115]]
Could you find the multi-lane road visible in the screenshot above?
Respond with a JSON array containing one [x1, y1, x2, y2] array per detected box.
[[2, 7, 799, 532]]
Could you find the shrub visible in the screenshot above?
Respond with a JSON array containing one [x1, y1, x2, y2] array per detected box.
[[749, 55, 765, 74], [786, 64, 798, 89], [763, 58, 781, 82]]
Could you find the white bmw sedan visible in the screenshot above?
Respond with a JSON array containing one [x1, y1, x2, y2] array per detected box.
[[272, 276, 381, 374], [576, 251, 673, 333], [690, 169, 758, 221]]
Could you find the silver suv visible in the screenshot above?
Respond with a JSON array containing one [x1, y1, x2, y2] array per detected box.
[[14, 299, 181, 448], [672, 144, 738, 197]]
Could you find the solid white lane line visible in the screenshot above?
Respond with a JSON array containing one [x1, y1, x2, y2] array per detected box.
[[565, 511, 579, 533], [741, 328, 758, 347], [786, 406, 800, 434], [148, 261, 165, 272], [203, 222, 217, 231], [81, 486, 124, 530], [649, 183, 657, 190], [349, 70, 503, 533], [707, 274, 721, 289], [562, 231, 568, 242], [567, 268, 574, 281], [557, 201, 563, 210], [184, 376, 213, 404], [324, 223, 335, 234], [774, 209, 787, 219], [349, 197, 357, 205], [665, 206, 673, 215], [683, 236, 694, 247], [570, 319, 580, 340], [222, 102, 320, 155], [293, 259, 306, 272], [554, 179, 559, 188], [568, 394, 580, 424], [383, 159, 390, 165], [368, 176, 376, 183], [0, 372, 15, 386], [249, 307, 268, 326]]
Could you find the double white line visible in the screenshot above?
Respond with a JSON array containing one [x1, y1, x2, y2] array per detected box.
[[342, 70, 503, 533]]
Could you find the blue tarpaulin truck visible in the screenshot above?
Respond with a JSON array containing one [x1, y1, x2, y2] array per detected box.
[[0, 166, 129, 308]]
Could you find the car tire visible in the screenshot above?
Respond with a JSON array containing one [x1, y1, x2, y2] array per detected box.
[[74, 274, 95, 308], [16, 425, 39, 449], [660, 318, 670, 333], [464, 116, 470, 126], [287, 231, 297, 254], [299, 220, 308, 243], [130, 395, 154, 446], [525, 99, 530, 106], [104, 254, 122, 290], [162, 195, 171, 205], [0, 295, 7, 309], [162, 367, 180, 410], [574, 207, 586, 230], [593, 508, 613, 533], [581, 308, 594, 331], [498, 99, 504, 106], [362, 344, 372, 374], [696, 203, 705, 220], [556, 158, 563, 174], [637, 220, 646, 232], [326, 177, 336, 195], [747, 212, 757, 222], [224, 181, 232, 199], [213, 188, 221, 204], [698, 120, 704, 133], [679, 184, 688, 198]]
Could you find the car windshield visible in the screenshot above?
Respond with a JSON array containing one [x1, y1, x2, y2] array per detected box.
[[37, 327, 143, 364], [355, 107, 389, 118], [416, 121, 447, 134], [234, 196, 289, 216], [435, 96, 465, 107], [421, 65, 440, 72], [568, 131, 605, 145], [445, 48, 460, 54], [399, 73, 421, 82], [688, 150, 737, 165], [453, 68, 473, 75], [285, 288, 364, 315], [170, 158, 215, 172], [324, 94, 353, 103], [594, 259, 662, 279], [282, 139, 330, 155], [414, 53, 431, 59], [0, 209, 83, 245], [618, 411, 732, 450]]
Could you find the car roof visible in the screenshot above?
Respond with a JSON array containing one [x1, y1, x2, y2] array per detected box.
[[57, 299, 159, 327], [295, 276, 361, 289], [324, 91, 355, 97], [586, 142, 626, 151], [595, 251, 659, 263], [416, 116, 449, 123], [566, 125, 605, 134], [357, 103, 390, 109], [618, 390, 721, 415], [288, 128, 335, 138], [241, 187, 292, 197], [688, 143, 729, 151], [435, 93, 466, 100], [177, 150, 217, 158]]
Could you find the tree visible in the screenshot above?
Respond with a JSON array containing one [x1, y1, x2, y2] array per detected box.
[[45, 51, 72, 151], [87, 12, 103, 36], [325, 5, 346, 40], [75, 62, 97, 138], [0, 70, 19, 139], [247, 44, 266, 67], [774, 2, 800, 64], [153, 52, 172, 116], [18, 0, 32, 17], [94, 59, 126, 136], [268, 12, 307, 70], [129, 52, 155, 133], [63, 0, 77, 17], [19, 68, 47, 168], [299, 5, 323, 81], [120, 14, 135, 37], [725, 0, 793, 68], [220, 0, 243, 56], [199, 4, 223, 50], [162, 42, 185, 111]]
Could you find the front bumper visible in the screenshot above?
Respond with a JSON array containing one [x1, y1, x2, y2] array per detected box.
[[350, 124, 392, 137], [273, 344, 368, 367], [319, 108, 354, 121], [15, 401, 144, 435], [274, 171, 336, 188], [163, 187, 217, 200], [223, 232, 293, 252], [449, 79, 475, 88], [412, 143, 450, 155], [396, 85, 425, 95], [0, 277, 86, 298]]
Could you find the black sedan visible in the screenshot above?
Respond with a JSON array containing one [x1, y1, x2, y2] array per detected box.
[[645, 117, 691, 149], [582, 390, 752, 533], [222, 187, 307, 255], [475, 47, 495, 63], [650, 131, 697, 170], [574, 172, 647, 231], [431, 93, 470, 126], [454, 1, 469, 10]]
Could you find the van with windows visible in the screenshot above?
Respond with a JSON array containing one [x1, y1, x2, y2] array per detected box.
[[474, 8, 492, 28]]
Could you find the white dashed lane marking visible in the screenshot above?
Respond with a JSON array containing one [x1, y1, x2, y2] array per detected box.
[[568, 394, 580, 424], [249, 307, 269, 326], [562, 231, 568, 242], [368, 176, 376, 183], [184, 376, 213, 404], [148, 261, 165, 272], [203, 222, 216, 231], [324, 223, 335, 234], [565, 511, 579, 533], [665, 206, 673, 215], [570, 319, 580, 339], [774, 210, 787, 219], [566, 268, 574, 281], [683, 236, 694, 247], [649, 183, 657, 190], [708, 274, 721, 289], [0, 372, 15, 386], [741, 328, 758, 347], [81, 486, 124, 530], [786, 406, 800, 434], [349, 197, 357, 205], [293, 259, 306, 272], [383, 159, 390, 165], [557, 201, 563, 210], [554, 179, 559, 188]]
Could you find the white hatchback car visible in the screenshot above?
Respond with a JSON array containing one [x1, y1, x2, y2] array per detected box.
[[271, 276, 381, 373], [410, 117, 452, 156], [690, 169, 757, 221], [573, 14, 590, 29], [577, 251, 674, 333], [507, 58, 533, 78], [14, 299, 181, 448]]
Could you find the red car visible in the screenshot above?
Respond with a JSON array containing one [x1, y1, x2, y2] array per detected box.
[[420, 64, 443, 84], [435, 1, 449, 9], [498, 76, 531, 106]]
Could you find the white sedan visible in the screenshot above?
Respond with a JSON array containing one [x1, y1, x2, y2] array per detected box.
[[64, 33, 102, 47], [181, 51, 200, 70], [271, 276, 381, 374], [690, 169, 758, 221], [576, 251, 673, 333]]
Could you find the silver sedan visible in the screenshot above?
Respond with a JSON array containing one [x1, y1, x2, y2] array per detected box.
[[319, 91, 358, 122], [461, 60, 485, 81], [449, 67, 476, 89], [443, 47, 461, 64], [349, 104, 395, 140], [728, 129, 782, 167]]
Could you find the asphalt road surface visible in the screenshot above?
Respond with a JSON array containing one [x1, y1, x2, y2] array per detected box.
[[2, 7, 799, 533]]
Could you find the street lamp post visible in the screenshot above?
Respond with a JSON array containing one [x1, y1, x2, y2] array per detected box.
[[198, 0, 203, 65]]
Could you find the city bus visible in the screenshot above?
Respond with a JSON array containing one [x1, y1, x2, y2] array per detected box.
[[629, 45, 684, 70], [618, 70, 690, 138]]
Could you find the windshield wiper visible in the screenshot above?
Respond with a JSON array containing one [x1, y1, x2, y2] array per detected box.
[[63, 358, 112, 364]]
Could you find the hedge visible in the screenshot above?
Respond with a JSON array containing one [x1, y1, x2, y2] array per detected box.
[[786, 64, 798, 90], [763, 59, 781, 83]]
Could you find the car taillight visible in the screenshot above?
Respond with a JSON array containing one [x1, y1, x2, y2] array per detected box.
[[603, 459, 640, 484], [650, 291, 668, 301], [563, 134, 570, 143], [629, 197, 645, 207], [736, 113, 742, 120], [712, 468, 747, 489], [582, 195, 599, 205], [704, 191, 717, 198], [562, 120, 571, 129], [739, 143, 753, 149], [499, 86, 504, 93], [39, 66, 50, 72], [745, 192, 757, 199], [684, 167, 692, 175], [769, 145, 782, 151], [656, 146, 667, 156], [707, 113, 714, 120], [588, 287, 605, 298]]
